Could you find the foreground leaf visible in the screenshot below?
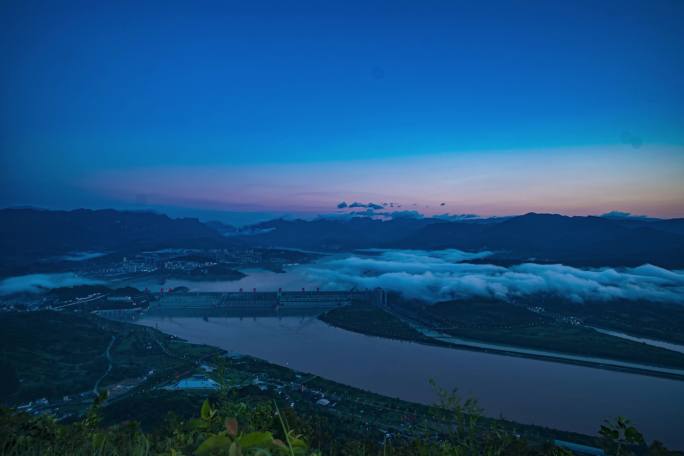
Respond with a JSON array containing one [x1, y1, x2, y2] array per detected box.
[[201, 400, 212, 421], [195, 434, 232, 456], [238, 431, 274, 449]]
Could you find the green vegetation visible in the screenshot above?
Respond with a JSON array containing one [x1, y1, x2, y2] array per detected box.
[[0, 311, 111, 403], [539, 299, 684, 346], [0, 311, 217, 405], [2, 389, 679, 455], [1, 309, 681, 455], [423, 300, 684, 369], [319, 304, 438, 344], [321, 301, 684, 370]]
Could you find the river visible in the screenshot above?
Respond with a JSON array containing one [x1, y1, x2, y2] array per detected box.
[[136, 313, 684, 449]]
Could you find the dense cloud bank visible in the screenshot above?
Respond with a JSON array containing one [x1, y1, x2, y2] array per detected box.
[[0, 273, 102, 295], [305, 250, 684, 304]]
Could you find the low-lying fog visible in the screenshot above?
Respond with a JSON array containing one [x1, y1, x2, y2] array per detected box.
[[306, 249, 684, 304], [0, 273, 103, 296], [2, 249, 683, 305]]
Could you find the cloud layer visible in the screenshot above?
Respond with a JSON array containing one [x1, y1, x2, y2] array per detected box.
[[305, 250, 684, 304], [0, 273, 103, 296], [61, 251, 107, 262]]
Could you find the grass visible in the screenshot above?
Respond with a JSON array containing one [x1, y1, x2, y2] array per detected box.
[[540, 298, 684, 346], [426, 301, 684, 369], [0, 311, 216, 405]]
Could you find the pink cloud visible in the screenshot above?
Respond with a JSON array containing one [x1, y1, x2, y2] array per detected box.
[[81, 145, 684, 217]]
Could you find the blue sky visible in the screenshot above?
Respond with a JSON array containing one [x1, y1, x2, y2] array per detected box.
[[1, 0, 683, 222]]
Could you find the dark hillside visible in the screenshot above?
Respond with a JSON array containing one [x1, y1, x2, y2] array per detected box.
[[0, 208, 234, 272]]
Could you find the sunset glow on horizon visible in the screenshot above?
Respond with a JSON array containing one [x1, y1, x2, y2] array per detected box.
[[1, 1, 683, 221], [77, 144, 684, 219]]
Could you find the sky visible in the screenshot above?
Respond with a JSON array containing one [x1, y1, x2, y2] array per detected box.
[[1, 0, 683, 223]]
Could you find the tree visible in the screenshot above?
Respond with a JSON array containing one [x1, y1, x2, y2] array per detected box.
[[599, 416, 645, 456]]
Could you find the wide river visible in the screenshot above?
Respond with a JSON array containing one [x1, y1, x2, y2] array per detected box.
[[137, 313, 684, 449]]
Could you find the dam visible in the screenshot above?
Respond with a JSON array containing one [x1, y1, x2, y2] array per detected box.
[[148, 288, 387, 311]]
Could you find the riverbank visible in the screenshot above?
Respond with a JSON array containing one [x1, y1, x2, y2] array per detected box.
[[135, 313, 684, 448], [2, 310, 623, 453], [319, 303, 684, 381]]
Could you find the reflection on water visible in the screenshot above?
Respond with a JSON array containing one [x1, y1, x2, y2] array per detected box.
[[166, 268, 320, 292], [137, 314, 684, 449], [123, 267, 320, 293]]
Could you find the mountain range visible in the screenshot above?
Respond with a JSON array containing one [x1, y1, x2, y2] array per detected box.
[[2, 208, 683, 271], [234, 212, 684, 267], [0, 208, 232, 274]]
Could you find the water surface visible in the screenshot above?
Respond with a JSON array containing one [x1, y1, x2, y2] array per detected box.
[[137, 314, 684, 449]]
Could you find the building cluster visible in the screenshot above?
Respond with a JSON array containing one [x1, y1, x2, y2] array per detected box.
[[163, 259, 218, 271], [72, 247, 306, 280]]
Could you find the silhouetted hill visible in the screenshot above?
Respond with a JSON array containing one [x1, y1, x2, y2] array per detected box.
[[0, 208, 232, 269], [234, 217, 443, 250], [598, 215, 684, 235], [204, 220, 238, 236], [3, 209, 683, 270], [237, 213, 684, 267], [397, 213, 684, 267], [649, 218, 684, 236]]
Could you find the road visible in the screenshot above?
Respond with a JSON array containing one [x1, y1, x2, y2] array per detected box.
[[93, 335, 116, 394], [54, 293, 108, 310], [383, 304, 684, 380]]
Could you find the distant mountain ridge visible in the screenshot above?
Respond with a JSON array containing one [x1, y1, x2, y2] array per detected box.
[[234, 217, 444, 251], [204, 220, 238, 236], [2, 208, 683, 271], [0, 208, 231, 272], [396, 213, 684, 267], [235, 212, 684, 267]]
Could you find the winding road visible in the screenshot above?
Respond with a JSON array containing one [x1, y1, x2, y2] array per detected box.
[[93, 335, 116, 394]]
